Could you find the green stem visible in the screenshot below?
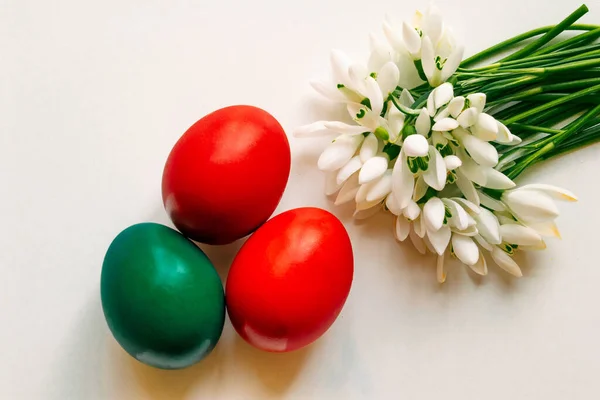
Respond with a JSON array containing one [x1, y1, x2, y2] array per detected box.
[[532, 27, 600, 56], [509, 123, 563, 134], [460, 24, 599, 68], [503, 84, 600, 124], [486, 78, 600, 106], [507, 104, 600, 179], [521, 93, 600, 104], [501, 5, 589, 62]]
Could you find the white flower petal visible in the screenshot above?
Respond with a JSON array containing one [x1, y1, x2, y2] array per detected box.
[[453, 127, 499, 167], [491, 247, 523, 277], [383, 21, 404, 51], [348, 63, 368, 94], [337, 155, 363, 185], [325, 171, 342, 196], [443, 199, 469, 231], [475, 208, 502, 245], [421, 36, 435, 81], [403, 199, 421, 220], [368, 34, 393, 72], [387, 107, 405, 142], [416, 108, 431, 136], [403, 134, 429, 157], [483, 168, 516, 190], [423, 4, 443, 43], [323, 121, 368, 136], [458, 151, 487, 186], [496, 213, 516, 226], [378, 62, 400, 97], [423, 234, 437, 253], [448, 96, 465, 118], [354, 203, 382, 219], [335, 173, 360, 205], [474, 234, 494, 251], [366, 170, 393, 201], [441, 45, 464, 82], [360, 133, 379, 162], [526, 220, 561, 238], [426, 96, 436, 121], [437, 254, 446, 283], [452, 197, 481, 214], [495, 121, 513, 144], [386, 192, 402, 215], [392, 152, 415, 209], [444, 155, 462, 170], [468, 250, 488, 276], [433, 106, 452, 122], [395, 216, 411, 241], [292, 121, 329, 138], [318, 135, 364, 171], [423, 197, 445, 231], [467, 93, 486, 113], [347, 103, 379, 130], [364, 76, 384, 115], [360, 155, 389, 184], [413, 175, 429, 202], [428, 225, 451, 256], [397, 50, 426, 90], [410, 225, 427, 254], [518, 184, 578, 202], [455, 168, 480, 205], [432, 118, 459, 132], [499, 224, 543, 246], [472, 113, 499, 141], [510, 134, 522, 145], [423, 146, 446, 191], [310, 80, 348, 102], [356, 196, 383, 211], [414, 215, 426, 238], [402, 21, 422, 56], [400, 88, 415, 107], [330, 49, 352, 87], [520, 240, 548, 251], [453, 225, 479, 237], [355, 179, 372, 204], [456, 107, 479, 128], [452, 234, 479, 266], [434, 82, 454, 110], [478, 191, 507, 211]]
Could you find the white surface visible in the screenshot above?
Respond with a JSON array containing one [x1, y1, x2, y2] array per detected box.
[[2, 0, 600, 398]]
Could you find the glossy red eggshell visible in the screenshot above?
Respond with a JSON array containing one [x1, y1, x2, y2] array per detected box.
[[162, 105, 290, 245], [226, 207, 354, 352]]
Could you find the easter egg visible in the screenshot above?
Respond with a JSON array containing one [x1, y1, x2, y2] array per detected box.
[[225, 207, 353, 352], [100, 223, 225, 369], [161, 105, 291, 245]]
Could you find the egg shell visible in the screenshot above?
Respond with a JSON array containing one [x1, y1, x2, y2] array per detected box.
[[225, 207, 354, 352], [100, 222, 225, 369], [161, 105, 291, 245]]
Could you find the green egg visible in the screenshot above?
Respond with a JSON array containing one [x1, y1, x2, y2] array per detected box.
[[101, 222, 225, 369]]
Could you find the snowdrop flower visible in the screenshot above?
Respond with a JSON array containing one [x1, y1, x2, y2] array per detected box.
[[501, 184, 577, 235], [386, 5, 464, 87], [294, 5, 579, 283]]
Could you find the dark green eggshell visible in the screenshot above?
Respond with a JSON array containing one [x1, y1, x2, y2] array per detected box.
[[101, 222, 225, 369]]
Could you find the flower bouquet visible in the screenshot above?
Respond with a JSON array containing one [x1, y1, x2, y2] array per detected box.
[[295, 4, 599, 282]]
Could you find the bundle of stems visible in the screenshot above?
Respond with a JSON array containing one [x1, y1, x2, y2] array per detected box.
[[411, 4, 600, 182]]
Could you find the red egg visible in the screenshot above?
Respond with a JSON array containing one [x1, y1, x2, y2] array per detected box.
[[226, 207, 354, 352], [162, 105, 290, 245]]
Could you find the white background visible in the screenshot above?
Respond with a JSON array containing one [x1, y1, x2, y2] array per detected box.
[[2, 0, 600, 398]]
